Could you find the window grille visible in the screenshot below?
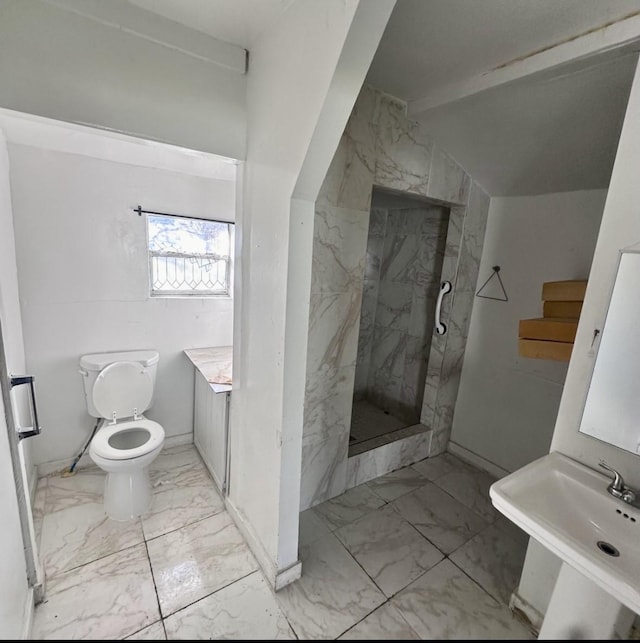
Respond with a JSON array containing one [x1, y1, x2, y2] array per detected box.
[[146, 213, 232, 296]]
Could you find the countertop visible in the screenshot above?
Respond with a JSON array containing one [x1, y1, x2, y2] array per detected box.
[[184, 346, 232, 394]]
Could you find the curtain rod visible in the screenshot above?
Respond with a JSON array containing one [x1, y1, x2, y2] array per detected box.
[[133, 205, 232, 225]]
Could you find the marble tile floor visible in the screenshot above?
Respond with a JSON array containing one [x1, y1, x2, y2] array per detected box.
[[349, 398, 410, 446], [31, 445, 533, 640]]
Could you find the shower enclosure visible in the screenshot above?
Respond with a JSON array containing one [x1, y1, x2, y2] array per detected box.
[[350, 188, 450, 451]]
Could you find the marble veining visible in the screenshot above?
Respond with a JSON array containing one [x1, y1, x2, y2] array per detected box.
[[346, 428, 431, 488], [449, 523, 528, 605], [183, 346, 232, 387], [142, 456, 225, 540], [147, 511, 259, 617], [312, 483, 386, 531], [32, 543, 159, 640], [125, 621, 167, 641], [392, 482, 488, 554], [335, 504, 443, 597], [40, 501, 144, 578], [300, 431, 349, 511], [391, 560, 532, 640], [339, 603, 420, 640], [365, 466, 430, 502], [276, 532, 386, 639], [35, 446, 529, 640], [435, 465, 499, 523], [303, 80, 488, 507], [163, 571, 295, 640]]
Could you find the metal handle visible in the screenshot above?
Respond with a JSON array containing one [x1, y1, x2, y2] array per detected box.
[[10, 374, 41, 440], [599, 460, 625, 495], [435, 281, 452, 335]]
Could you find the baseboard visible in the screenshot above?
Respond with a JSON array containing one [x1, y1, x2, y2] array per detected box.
[[224, 496, 301, 591], [163, 432, 193, 449], [37, 432, 193, 478], [37, 452, 93, 478], [510, 590, 543, 635], [447, 441, 510, 479], [28, 463, 38, 506], [21, 587, 34, 640]]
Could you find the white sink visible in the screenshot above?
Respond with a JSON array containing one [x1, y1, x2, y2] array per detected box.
[[490, 451, 640, 615]]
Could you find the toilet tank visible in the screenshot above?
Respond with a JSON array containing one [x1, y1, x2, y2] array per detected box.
[[80, 350, 159, 418]]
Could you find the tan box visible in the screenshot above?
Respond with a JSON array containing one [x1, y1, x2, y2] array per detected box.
[[542, 280, 587, 301], [543, 300, 583, 319], [518, 339, 573, 362], [519, 317, 578, 343]]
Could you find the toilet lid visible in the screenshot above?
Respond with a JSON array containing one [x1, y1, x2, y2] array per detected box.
[[92, 361, 154, 420]]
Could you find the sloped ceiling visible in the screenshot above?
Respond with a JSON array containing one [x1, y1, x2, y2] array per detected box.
[[366, 0, 640, 196], [131, 0, 640, 196]]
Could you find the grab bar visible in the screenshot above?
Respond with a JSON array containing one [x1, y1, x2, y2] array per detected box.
[[10, 374, 41, 440], [435, 281, 452, 335]]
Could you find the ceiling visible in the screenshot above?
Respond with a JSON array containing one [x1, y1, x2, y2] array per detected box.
[[129, 0, 640, 196], [126, 0, 295, 48]]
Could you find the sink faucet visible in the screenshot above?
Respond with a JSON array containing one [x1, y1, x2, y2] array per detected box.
[[599, 461, 640, 507]]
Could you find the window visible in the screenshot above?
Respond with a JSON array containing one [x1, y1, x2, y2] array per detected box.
[[147, 214, 233, 296]]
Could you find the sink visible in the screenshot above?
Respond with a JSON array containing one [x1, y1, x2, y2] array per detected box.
[[490, 451, 640, 616]]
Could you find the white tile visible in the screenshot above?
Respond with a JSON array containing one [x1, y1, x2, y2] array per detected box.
[[313, 484, 386, 531], [275, 532, 385, 639], [142, 462, 224, 540], [163, 571, 295, 640], [125, 620, 166, 640], [435, 465, 499, 522], [366, 465, 429, 502], [392, 482, 488, 554], [32, 543, 159, 640], [147, 512, 259, 617], [411, 452, 467, 481], [300, 431, 349, 510], [151, 443, 203, 473], [339, 603, 420, 640], [392, 559, 533, 640], [347, 431, 431, 488], [450, 523, 528, 605], [335, 504, 443, 597], [40, 501, 144, 577], [44, 467, 105, 514], [298, 508, 331, 547]]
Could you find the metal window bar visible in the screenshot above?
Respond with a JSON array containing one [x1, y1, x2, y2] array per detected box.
[[139, 205, 234, 297], [150, 250, 230, 296]]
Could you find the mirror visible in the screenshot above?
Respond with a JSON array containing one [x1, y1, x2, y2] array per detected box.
[[579, 251, 640, 453]]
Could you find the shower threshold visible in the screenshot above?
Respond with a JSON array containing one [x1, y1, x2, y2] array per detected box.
[[348, 399, 428, 457]]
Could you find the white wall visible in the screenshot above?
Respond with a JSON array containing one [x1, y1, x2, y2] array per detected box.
[[229, 0, 395, 587], [0, 131, 30, 639], [7, 134, 235, 468], [517, 57, 640, 619], [451, 190, 606, 472], [0, 0, 246, 159]]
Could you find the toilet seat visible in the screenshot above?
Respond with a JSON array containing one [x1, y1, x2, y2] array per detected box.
[[91, 418, 164, 460]]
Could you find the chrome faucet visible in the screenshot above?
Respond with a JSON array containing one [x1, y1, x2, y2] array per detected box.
[[599, 461, 640, 507]]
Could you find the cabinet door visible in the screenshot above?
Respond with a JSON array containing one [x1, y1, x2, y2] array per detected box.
[[193, 373, 228, 494]]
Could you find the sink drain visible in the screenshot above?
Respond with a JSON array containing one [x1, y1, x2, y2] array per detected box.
[[597, 541, 620, 557]]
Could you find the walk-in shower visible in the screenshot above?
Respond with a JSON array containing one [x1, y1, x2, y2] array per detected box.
[[350, 188, 451, 451]]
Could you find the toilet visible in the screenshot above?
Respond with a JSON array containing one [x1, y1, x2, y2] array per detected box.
[[79, 350, 165, 521]]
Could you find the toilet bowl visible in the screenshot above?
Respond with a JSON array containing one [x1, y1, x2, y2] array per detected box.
[[80, 350, 166, 521]]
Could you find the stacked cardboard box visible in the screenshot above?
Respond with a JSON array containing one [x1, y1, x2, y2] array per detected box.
[[518, 280, 586, 361]]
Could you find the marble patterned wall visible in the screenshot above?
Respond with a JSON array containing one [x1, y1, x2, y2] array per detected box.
[[301, 85, 490, 510], [355, 202, 449, 425]]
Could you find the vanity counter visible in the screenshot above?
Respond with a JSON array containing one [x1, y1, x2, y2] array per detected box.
[[184, 346, 232, 495], [184, 346, 232, 393]]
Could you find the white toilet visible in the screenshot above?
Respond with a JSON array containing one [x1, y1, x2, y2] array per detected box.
[[80, 350, 165, 521]]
